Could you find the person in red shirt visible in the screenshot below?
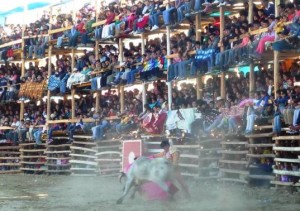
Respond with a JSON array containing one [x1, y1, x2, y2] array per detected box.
[[102, 9, 116, 39]]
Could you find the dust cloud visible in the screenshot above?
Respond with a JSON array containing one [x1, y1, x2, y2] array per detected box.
[[0, 175, 299, 211]]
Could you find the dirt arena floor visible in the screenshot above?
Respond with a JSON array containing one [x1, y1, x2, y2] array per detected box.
[[0, 174, 300, 211]]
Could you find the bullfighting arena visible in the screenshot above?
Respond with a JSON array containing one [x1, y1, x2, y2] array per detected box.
[[1, 174, 299, 211]]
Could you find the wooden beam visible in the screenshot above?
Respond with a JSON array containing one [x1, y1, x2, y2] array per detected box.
[[120, 85, 125, 113], [71, 89, 76, 119], [249, 61, 255, 93], [166, 1, 172, 111], [274, 51, 279, 98], [219, 6, 225, 99], [0, 39, 22, 49]]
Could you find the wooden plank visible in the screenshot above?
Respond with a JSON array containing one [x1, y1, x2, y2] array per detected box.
[[19, 143, 46, 146], [46, 170, 71, 173], [47, 144, 71, 148], [273, 136, 300, 141], [45, 163, 71, 167], [70, 154, 97, 159], [274, 158, 300, 163], [0, 170, 21, 174], [0, 163, 20, 166], [219, 168, 249, 175], [270, 181, 300, 186], [219, 178, 248, 184], [254, 125, 272, 130], [20, 156, 46, 159], [46, 157, 71, 160], [221, 141, 247, 145], [219, 150, 248, 155], [273, 146, 300, 152], [48, 26, 72, 35], [0, 152, 21, 155], [247, 154, 275, 158], [199, 157, 220, 161], [147, 149, 162, 153], [95, 158, 121, 162], [73, 135, 93, 139], [174, 145, 199, 149], [273, 169, 300, 177], [181, 172, 199, 177], [20, 149, 45, 152], [198, 139, 222, 144], [248, 144, 273, 147], [98, 168, 120, 173], [45, 150, 71, 154], [245, 133, 273, 138], [95, 151, 121, 156], [0, 157, 19, 160], [0, 146, 20, 150], [0, 39, 22, 48], [178, 163, 199, 168], [70, 146, 97, 153], [219, 160, 248, 165], [20, 168, 45, 171], [73, 141, 96, 146], [69, 160, 97, 166], [180, 154, 199, 159], [20, 161, 45, 165], [70, 168, 96, 171], [248, 175, 274, 180]]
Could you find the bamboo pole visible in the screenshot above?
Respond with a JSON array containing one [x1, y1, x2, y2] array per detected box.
[[219, 6, 225, 99], [274, 0, 280, 98], [166, 1, 172, 110], [248, 0, 255, 93], [46, 7, 53, 122], [20, 4, 27, 120], [195, 13, 202, 100], [142, 83, 147, 111], [71, 89, 76, 119], [249, 62, 255, 92], [118, 38, 125, 113], [141, 33, 145, 55]]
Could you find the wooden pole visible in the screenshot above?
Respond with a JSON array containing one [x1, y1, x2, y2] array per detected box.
[[95, 91, 101, 113], [248, 0, 255, 94], [120, 86, 125, 113], [141, 33, 145, 55], [219, 6, 225, 99], [46, 6, 53, 122], [249, 62, 255, 93], [20, 4, 27, 120], [71, 89, 76, 119], [248, 0, 254, 23], [166, 1, 172, 110], [142, 83, 147, 111], [195, 13, 202, 100], [274, 0, 280, 98]]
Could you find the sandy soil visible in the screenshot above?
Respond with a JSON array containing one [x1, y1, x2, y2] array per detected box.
[[0, 175, 299, 211]]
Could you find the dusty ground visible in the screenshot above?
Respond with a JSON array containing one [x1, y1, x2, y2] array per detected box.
[[0, 175, 299, 211]]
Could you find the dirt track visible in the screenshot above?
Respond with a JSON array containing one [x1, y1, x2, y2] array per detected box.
[[0, 175, 300, 211]]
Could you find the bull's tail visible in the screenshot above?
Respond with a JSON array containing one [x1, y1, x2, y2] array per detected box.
[[119, 172, 127, 184]]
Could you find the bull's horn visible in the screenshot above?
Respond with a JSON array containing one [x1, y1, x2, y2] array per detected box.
[[119, 172, 126, 183]]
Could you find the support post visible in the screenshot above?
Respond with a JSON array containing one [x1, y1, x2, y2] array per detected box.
[[166, 1, 172, 111], [46, 5, 53, 122], [120, 86, 125, 113], [219, 6, 225, 99], [118, 38, 123, 63], [20, 5, 27, 120], [141, 33, 145, 55], [249, 62, 255, 93], [71, 89, 76, 119], [95, 91, 101, 113], [142, 83, 147, 111], [195, 13, 202, 99], [274, 0, 280, 98], [71, 48, 75, 71]]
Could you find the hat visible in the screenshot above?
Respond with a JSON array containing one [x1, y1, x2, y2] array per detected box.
[[216, 96, 223, 101], [73, 67, 78, 72], [24, 113, 28, 116]]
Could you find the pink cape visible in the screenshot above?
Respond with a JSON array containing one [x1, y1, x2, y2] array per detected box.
[[139, 182, 178, 201]]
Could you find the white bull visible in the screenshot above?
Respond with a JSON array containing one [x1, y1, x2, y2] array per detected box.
[[116, 156, 175, 204]]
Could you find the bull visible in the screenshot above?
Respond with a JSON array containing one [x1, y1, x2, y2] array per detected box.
[[116, 156, 175, 204]]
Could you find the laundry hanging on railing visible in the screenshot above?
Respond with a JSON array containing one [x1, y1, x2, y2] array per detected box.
[[18, 80, 47, 100]]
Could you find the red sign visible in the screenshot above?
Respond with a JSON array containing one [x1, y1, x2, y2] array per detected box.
[[122, 140, 143, 172]]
